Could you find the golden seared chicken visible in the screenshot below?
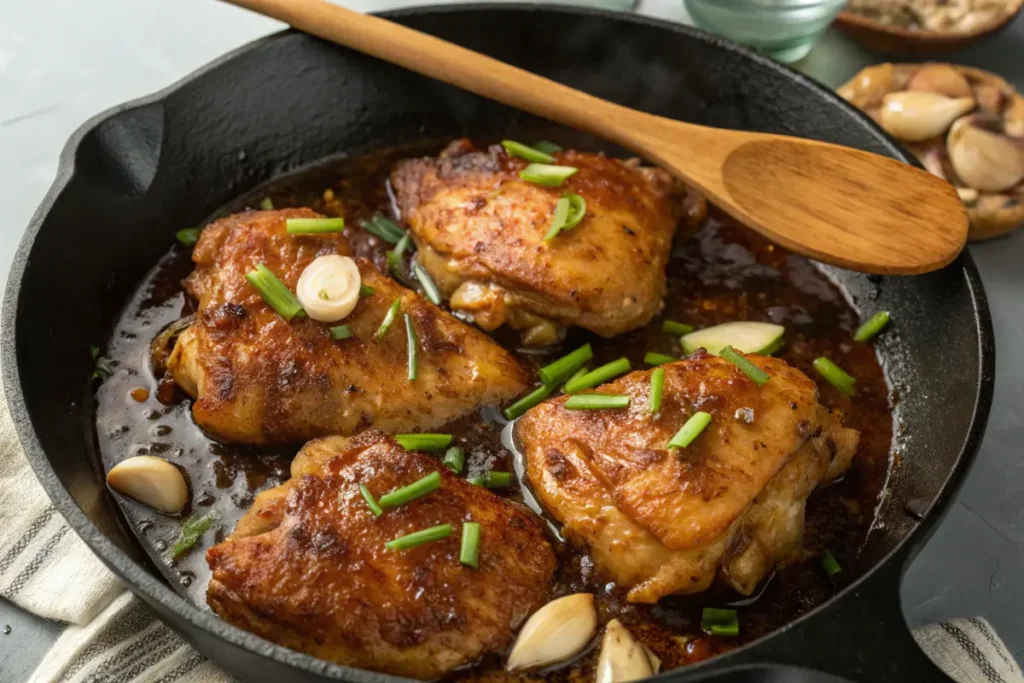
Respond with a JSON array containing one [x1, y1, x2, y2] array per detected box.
[[517, 351, 858, 603], [207, 430, 556, 679], [167, 209, 529, 444], [391, 140, 706, 345]]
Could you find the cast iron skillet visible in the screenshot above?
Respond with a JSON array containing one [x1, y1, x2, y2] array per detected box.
[[2, 5, 994, 682]]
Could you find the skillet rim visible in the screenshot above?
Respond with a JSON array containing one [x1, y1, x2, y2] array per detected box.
[[1, 4, 996, 681]]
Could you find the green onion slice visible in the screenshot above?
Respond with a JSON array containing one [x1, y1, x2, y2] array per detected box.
[[503, 384, 554, 421], [359, 483, 383, 517], [359, 284, 375, 297], [532, 140, 563, 155], [644, 352, 676, 366], [821, 550, 842, 577], [813, 357, 856, 396], [564, 394, 631, 410], [259, 197, 274, 210], [360, 214, 406, 244], [442, 447, 465, 474], [379, 471, 442, 509], [650, 367, 665, 414], [484, 471, 511, 488], [245, 263, 304, 321], [701, 607, 739, 637], [668, 411, 712, 449], [538, 343, 593, 386], [405, 313, 418, 381], [385, 523, 453, 551], [501, 139, 555, 164], [413, 263, 443, 305], [460, 521, 481, 568], [376, 299, 401, 338], [543, 193, 587, 241], [720, 346, 770, 387], [519, 163, 578, 187], [330, 325, 352, 340], [395, 433, 453, 452], [171, 514, 215, 556], [176, 228, 201, 247], [662, 320, 695, 336], [853, 311, 891, 342], [563, 366, 589, 392], [564, 357, 632, 394], [286, 217, 345, 234]]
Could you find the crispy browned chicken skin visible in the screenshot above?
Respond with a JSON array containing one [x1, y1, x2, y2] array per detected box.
[[167, 209, 529, 444], [517, 351, 858, 603], [207, 430, 556, 679], [391, 140, 706, 345]]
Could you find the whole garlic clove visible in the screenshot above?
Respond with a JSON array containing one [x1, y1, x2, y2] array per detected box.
[[595, 619, 657, 683], [107, 456, 188, 514], [505, 593, 597, 672], [837, 63, 896, 109], [907, 64, 972, 99], [880, 92, 976, 142], [947, 114, 1024, 193]]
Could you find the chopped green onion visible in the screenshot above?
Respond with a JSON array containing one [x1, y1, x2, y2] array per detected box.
[[532, 140, 563, 155], [519, 163, 578, 187], [359, 284, 375, 297], [259, 197, 274, 210], [379, 471, 442, 509], [388, 233, 413, 282], [467, 476, 484, 486], [330, 325, 352, 340], [503, 384, 554, 421], [502, 139, 555, 164], [171, 514, 215, 556], [563, 366, 589, 392], [413, 263, 443, 305], [662, 320, 695, 336], [564, 357, 632, 394], [245, 263, 304, 321], [720, 346, 770, 387], [176, 228, 201, 247], [405, 313, 418, 381], [564, 394, 631, 410], [650, 368, 665, 414], [538, 344, 593, 386], [460, 522, 481, 568], [286, 217, 345, 234], [854, 311, 891, 342], [543, 193, 587, 241], [442, 447, 465, 474], [91, 345, 115, 380], [821, 550, 842, 577], [701, 607, 739, 637], [813, 357, 856, 396], [359, 483, 383, 517], [360, 214, 406, 244], [393, 232, 412, 258], [395, 433, 453, 452], [385, 523, 453, 551], [483, 471, 511, 488], [376, 299, 401, 338], [644, 352, 676, 366], [668, 411, 712, 449]]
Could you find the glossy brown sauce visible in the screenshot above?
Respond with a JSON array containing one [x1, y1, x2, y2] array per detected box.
[[95, 145, 893, 679]]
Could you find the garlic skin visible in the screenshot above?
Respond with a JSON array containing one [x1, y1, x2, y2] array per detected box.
[[296, 254, 362, 323], [880, 92, 975, 142], [595, 619, 656, 683], [107, 456, 188, 514], [907, 64, 972, 99], [947, 115, 1024, 193], [505, 593, 597, 672]]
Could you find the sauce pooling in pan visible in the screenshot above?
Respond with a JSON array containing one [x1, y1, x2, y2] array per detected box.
[[94, 145, 893, 679]]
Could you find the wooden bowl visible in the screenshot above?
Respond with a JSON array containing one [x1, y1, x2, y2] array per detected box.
[[835, 1, 1023, 54]]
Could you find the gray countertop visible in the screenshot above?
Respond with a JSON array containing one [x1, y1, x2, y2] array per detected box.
[[2, 1, 1022, 680]]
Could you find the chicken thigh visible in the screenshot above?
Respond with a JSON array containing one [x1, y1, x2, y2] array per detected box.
[[167, 209, 529, 444], [207, 430, 556, 679], [516, 351, 858, 603], [391, 140, 706, 345]]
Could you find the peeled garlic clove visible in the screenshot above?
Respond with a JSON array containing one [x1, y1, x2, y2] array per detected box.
[[296, 254, 362, 323], [838, 63, 896, 109], [506, 593, 597, 671], [595, 619, 655, 683], [907, 64, 972, 99], [917, 147, 949, 182], [957, 187, 980, 206], [107, 456, 188, 514], [947, 115, 1024, 193], [880, 92, 975, 142]]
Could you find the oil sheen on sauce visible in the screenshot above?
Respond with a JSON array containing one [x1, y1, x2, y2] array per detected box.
[[94, 146, 893, 680]]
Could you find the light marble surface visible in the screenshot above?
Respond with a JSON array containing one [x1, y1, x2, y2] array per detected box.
[[2, 1, 1023, 680]]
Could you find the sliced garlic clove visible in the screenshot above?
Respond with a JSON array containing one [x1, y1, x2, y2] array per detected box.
[[506, 593, 597, 672], [947, 115, 1024, 193], [907, 64, 972, 99], [595, 619, 655, 683], [296, 254, 362, 323], [880, 92, 975, 142], [107, 456, 188, 514]]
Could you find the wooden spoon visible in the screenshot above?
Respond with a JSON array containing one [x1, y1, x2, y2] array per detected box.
[[222, 0, 968, 275]]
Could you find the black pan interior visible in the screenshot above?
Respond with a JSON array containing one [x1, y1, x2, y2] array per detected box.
[[2, 5, 993, 682]]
